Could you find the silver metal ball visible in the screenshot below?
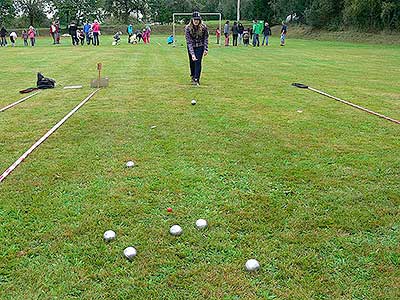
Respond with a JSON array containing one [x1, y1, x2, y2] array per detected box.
[[123, 247, 137, 260], [103, 230, 116, 242], [126, 161, 135, 167], [245, 259, 260, 272], [195, 219, 208, 229], [169, 225, 183, 236]]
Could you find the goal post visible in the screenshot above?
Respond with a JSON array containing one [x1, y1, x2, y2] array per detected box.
[[172, 12, 222, 46]]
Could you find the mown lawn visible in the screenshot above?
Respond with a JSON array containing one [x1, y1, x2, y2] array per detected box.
[[0, 35, 399, 300]]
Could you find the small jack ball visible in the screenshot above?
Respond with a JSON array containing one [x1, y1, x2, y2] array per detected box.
[[167, 207, 173, 213], [191, 99, 197, 105], [103, 230, 116, 242], [245, 259, 260, 272]]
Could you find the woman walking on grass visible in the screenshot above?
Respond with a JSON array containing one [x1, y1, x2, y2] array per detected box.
[[185, 11, 209, 86]]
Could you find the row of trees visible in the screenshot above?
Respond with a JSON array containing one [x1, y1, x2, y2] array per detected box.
[[0, 0, 399, 31]]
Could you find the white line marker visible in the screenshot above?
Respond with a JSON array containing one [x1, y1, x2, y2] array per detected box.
[[0, 89, 100, 183]]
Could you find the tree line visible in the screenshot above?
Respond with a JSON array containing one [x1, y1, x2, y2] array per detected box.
[[0, 0, 399, 31]]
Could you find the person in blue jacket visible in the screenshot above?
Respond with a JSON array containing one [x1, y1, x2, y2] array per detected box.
[[127, 24, 133, 43], [83, 21, 92, 45]]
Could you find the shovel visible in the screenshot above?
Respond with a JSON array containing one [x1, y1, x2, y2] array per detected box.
[[90, 63, 109, 88]]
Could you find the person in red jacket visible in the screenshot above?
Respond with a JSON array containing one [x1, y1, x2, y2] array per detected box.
[[92, 20, 100, 46], [215, 28, 221, 44]]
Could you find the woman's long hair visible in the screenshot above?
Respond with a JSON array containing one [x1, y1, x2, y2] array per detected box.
[[188, 18, 206, 39]]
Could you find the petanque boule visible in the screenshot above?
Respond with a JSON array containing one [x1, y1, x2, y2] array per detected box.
[[123, 247, 137, 260], [126, 160, 135, 168], [195, 219, 208, 229], [191, 99, 197, 105], [245, 259, 260, 272], [169, 225, 183, 236], [103, 230, 116, 242]]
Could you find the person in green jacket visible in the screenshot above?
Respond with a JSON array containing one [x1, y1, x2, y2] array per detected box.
[[252, 20, 261, 47]]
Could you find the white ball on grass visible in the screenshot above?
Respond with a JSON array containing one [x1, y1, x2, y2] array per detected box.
[[170, 225, 183, 236], [126, 161, 135, 168], [103, 230, 116, 242], [245, 259, 260, 272], [123, 247, 137, 260], [195, 219, 208, 229], [191, 99, 197, 105]]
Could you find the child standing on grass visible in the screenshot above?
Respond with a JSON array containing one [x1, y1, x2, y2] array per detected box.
[[9, 31, 17, 47], [28, 26, 36, 46], [142, 28, 147, 44], [243, 29, 250, 46], [78, 29, 85, 45], [22, 30, 28, 46], [215, 28, 221, 44], [113, 31, 122, 45], [145, 25, 151, 43], [136, 30, 142, 43], [88, 29, 94, 45], [55, 20, 61, 44]]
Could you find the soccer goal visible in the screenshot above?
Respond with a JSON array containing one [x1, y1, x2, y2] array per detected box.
[[172, 12, 222, 46]]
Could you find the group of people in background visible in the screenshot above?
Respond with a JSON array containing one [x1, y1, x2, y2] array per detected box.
[[0, 26, 37, 47], [68, 20, 101, 46], [220, 20, 287, 47], [124, 23, 152, 45], [1, 19, 287, 49]]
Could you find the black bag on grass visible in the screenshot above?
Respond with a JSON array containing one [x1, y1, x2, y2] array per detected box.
[[37, 73, 56, 89]]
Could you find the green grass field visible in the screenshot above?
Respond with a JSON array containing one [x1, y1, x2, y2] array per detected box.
[[0, 35, 399, 300]]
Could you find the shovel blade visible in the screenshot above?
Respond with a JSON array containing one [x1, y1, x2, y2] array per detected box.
[[90, 77, 109, 88]]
